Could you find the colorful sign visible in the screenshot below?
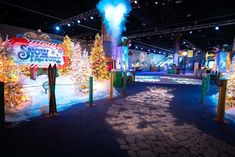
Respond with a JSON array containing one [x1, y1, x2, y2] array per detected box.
[[10, 37, 65, 68], [187, 50, 194, 57]]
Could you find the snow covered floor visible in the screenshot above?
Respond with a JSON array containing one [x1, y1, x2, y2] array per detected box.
[[5, 75, 118, 122], [135, 75, 202, 85]]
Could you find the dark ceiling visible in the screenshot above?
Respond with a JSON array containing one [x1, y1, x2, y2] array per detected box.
[[0, 0, 235, 53]]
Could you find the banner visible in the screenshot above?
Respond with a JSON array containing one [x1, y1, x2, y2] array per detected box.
[[10, 38, 65, 68]]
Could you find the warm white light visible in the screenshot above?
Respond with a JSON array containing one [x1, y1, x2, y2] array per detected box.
[[182, 51, 188, 56]]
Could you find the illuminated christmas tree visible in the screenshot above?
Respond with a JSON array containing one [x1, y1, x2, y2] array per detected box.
[[90, 34, 108, 80], [226, 55, 235, 106], [60, 35, 73, 75], [79, 49, 91, 93], [70, 42, 82, 93], [226, 52, 231, 71], [0, 39, 29, 109]]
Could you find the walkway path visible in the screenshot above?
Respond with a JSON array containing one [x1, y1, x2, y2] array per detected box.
[[1, 82, 235, 157]]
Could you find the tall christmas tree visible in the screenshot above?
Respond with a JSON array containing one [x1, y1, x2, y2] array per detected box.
[[226, 55, 235, 106], [60, 35, 73, 75], [0, 38, 29, 109], [70, 42, 82, 93], [79, 49, 91, 93], [70, 43, 91, 93], [90, 34, 108, 80]]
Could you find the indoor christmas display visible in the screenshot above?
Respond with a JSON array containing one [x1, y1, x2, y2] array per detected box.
[[0, 37, 30, 109], [90, 33, 108, 80], [226, 55, 235, 106], [60, 35, 73, 75]]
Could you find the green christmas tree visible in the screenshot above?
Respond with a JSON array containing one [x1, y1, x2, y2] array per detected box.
[[90, 34, 108, 80]]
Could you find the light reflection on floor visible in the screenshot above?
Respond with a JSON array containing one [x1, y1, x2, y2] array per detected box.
[[106, 86, 235, 157], [135, 75, 201, 85]]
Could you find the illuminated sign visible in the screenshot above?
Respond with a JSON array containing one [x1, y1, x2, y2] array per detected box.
[[11, 40, 64, 67]]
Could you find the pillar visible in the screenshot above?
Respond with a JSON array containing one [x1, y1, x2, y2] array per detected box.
[[173, 34, 180, 66]]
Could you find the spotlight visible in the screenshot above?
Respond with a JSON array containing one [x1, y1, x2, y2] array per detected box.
[[189, 31, 192, 34], [55, 26, 60, 31], [67, 23, 71, 27], [135, 46, 138, 49], [155, 1, 158, 4], [134, 0, 138, 4], [90, 16, 94, 20], [77, 20, 81, 23], [215, 26, 219, 30]]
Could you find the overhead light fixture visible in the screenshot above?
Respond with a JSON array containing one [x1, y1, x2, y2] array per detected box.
[[55, 26, 60, 31], [77, 20, 81, 23], [90, 16, 94, 20], [215, 26, 219, 30], [67, 23, 71, 27], [175, 0, 182, 4], [134, 0, 138, 4], [189, 31, 192, 34], [155, 1, 158, 4]]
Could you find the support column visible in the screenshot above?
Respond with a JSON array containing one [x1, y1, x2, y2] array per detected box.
[[173, 34, 180, 66], [101, 23, 113, 60]]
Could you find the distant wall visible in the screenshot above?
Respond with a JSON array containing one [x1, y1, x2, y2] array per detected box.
[[130, 49, 166, 69]]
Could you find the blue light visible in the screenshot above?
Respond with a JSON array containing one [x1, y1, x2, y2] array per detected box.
[[215, 26, 219, 30], [77, 20, 81, 23], [55, 26, 60, 31], [97, 0, 132, 39], [135, 46, 138, 49]]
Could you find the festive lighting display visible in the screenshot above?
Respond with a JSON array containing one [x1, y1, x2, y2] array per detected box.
[[90, 34, 108, 80], [70, 42, 91, 93], [226, 55, 235, 106], [60, 35, 72, 75], [0, 38, 30, 109]]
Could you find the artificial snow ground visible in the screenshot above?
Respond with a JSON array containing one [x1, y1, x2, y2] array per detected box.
[[6, 75, 118, 122]]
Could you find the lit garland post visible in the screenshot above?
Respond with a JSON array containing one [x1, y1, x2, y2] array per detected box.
[[90, 34, 108, 80]]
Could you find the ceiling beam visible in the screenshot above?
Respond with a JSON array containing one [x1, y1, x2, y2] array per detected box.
[[127, 19, 235, 38]]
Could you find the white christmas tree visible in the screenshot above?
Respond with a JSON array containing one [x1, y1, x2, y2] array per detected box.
[[79, 49, 91, 93], [226, 55, 235, 106], [70, 42, 91, 94], [70, 42, 82, 94]]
